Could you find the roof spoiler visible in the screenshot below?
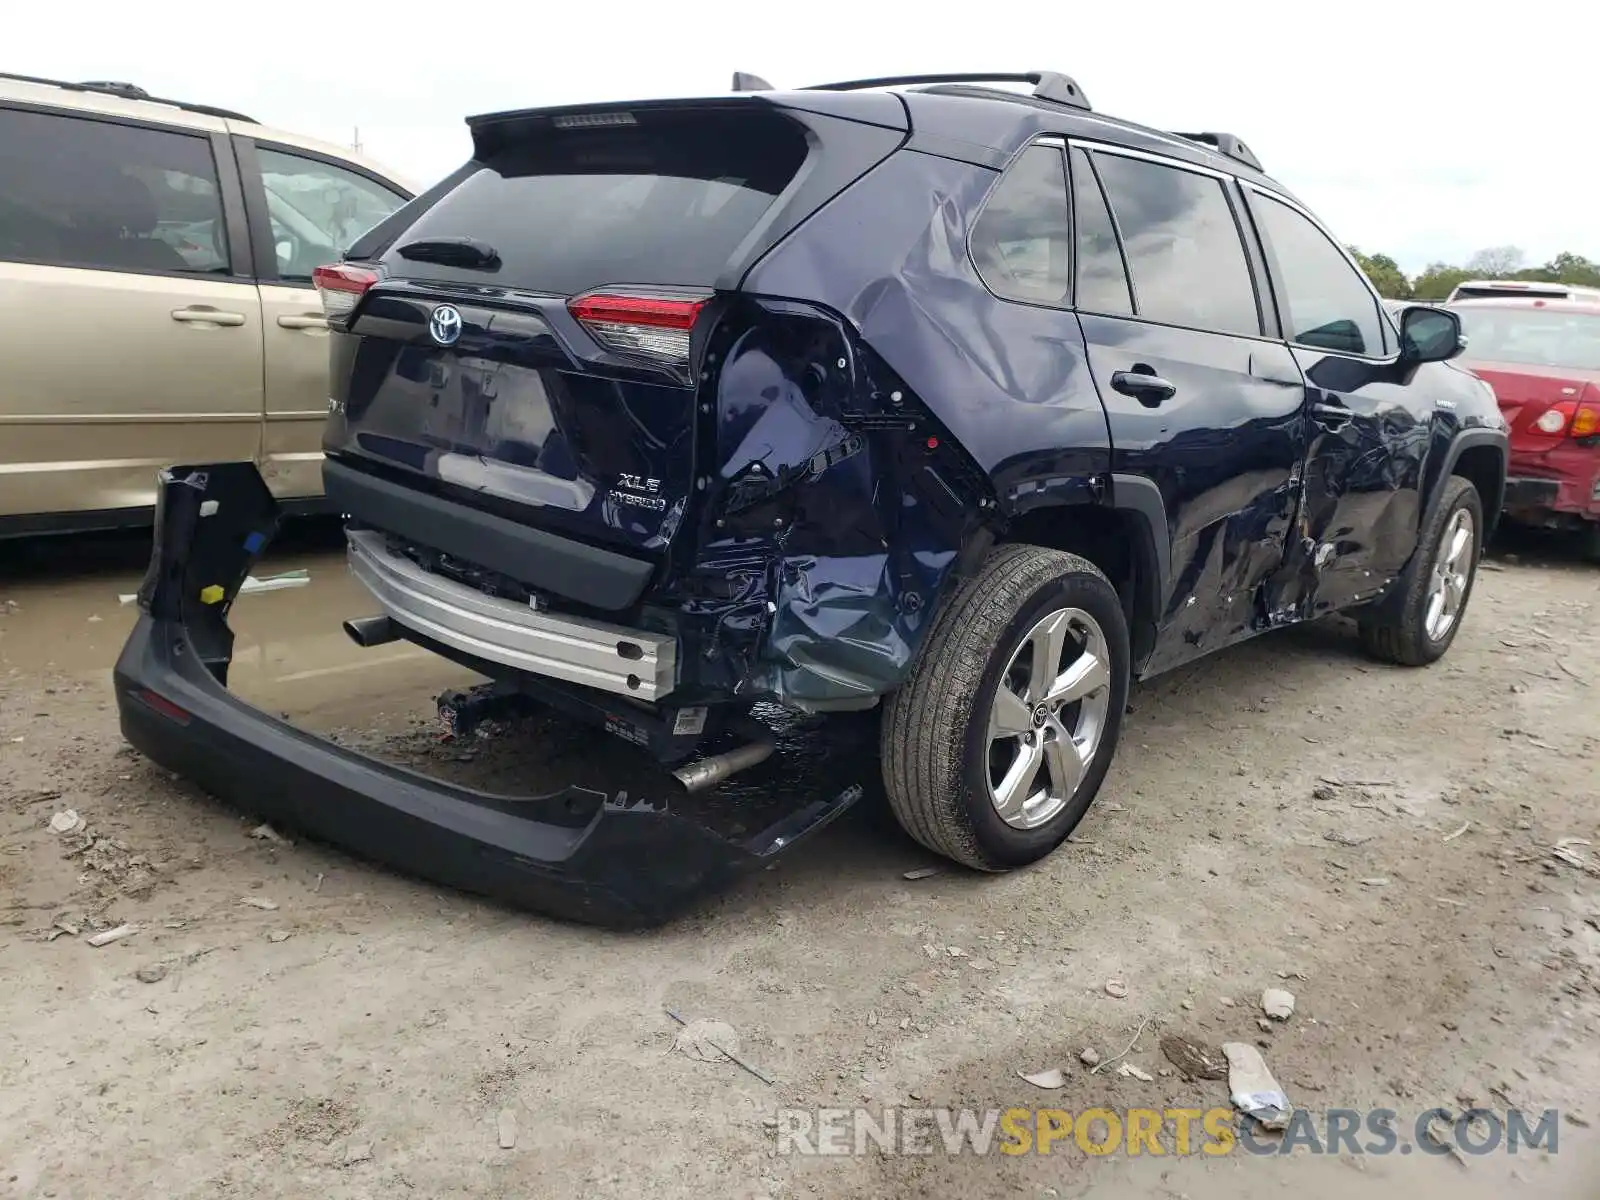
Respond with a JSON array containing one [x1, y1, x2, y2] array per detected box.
[[1171, 131, 1262, 172]]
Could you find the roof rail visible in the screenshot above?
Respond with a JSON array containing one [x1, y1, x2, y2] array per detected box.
[[1171, 131, 1262, 172], [801, 71, 1091, 111], [0, 70, 257, 124]]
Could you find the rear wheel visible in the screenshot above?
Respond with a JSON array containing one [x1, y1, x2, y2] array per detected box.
[[1359, 475, 1483, 666], [882, 545, 1130, 871]]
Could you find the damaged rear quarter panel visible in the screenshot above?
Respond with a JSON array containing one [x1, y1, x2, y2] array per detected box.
[[670, 149, 1113, 710]]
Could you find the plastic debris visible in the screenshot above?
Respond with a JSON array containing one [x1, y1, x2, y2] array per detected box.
[[1359, 877, 1391, 888], [239, 897, 279, 910], [1261, 989, 1296, 1021], [87, 924, 137, 948], [239, 569, 311, 596], [1223, 1042, 1291, 1130], [902, 867, 941, 880], [1117, 1063, 1154, 1082], [497, 1109, 518, 1149], [1104, 979, 1128, 999], [1442, 821, 1471, 842], [49, 810, 85, 834], [1018, 1067, 1066, 1090]]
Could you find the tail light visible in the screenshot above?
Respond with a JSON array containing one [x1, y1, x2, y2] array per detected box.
[[568, 291, 708, 372], [1573, 386, 1600, 440], [1530, 391, 1600, 439], [312, 263, 379, 320]]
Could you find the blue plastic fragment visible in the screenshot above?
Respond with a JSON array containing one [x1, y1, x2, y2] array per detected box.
[[243, 532, 265, 554]]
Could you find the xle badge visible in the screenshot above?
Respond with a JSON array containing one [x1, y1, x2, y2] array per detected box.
[[611, 473, 666, 511]]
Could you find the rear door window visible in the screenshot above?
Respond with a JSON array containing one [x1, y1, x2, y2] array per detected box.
[[1068, 148, 1134, 316], [1091, 151, 1261, 336], [0, 107, 229, 275], [969, 144, 1072, 306], [383, 108, 809, 295]]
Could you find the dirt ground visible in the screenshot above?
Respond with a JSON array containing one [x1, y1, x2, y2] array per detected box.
[[2, 522, 1598, 1199]]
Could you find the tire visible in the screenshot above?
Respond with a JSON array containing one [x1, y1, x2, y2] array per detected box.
[[881, 545, 1130, 871], [1359, 475, 1483, 666]]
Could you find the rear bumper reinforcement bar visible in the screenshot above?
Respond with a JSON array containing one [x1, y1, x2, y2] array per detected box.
[[112, 462, 859, 929], [347, 529, 678, 701]]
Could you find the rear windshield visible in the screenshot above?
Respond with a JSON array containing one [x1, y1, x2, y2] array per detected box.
[[381, 108, 808, 295], [1451, 285, 1567, 301], [1455, 306, 1600, 370]]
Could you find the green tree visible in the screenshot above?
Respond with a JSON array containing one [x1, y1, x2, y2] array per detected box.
[[1412, 262, 1472, 300], [1545, 251, 1600, 287], [1348, 247, 1413, 299]]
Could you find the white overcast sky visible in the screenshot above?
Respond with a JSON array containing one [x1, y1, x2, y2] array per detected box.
[[9, 0, 1592, 274]]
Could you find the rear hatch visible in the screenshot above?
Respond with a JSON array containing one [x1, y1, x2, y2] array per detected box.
[[1453, 302, 1600, 458], [1467, 363, 1600, 455], [320, 96, 904, 559]]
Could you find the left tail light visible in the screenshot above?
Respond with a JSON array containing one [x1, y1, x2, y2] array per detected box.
[[1572, 385, 1600, 440], [568, 291, 708, 374], [312, 263, 379, 320]]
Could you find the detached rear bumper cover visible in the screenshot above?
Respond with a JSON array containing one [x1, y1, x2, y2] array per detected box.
[[112, 462, 856, 928]]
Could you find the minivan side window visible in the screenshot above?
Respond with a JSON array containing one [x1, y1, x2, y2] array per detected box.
[[1068, 148, 1133, 316], [0, 107, 229, 276], [1091, 152, 1261, 337], [970, 144, 1073, 307], [256, 147, 408, 282], [1250, 193, 1386, 357]]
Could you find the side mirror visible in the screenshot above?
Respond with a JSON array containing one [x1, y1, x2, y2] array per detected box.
[[1399, 305, 1465, 364]]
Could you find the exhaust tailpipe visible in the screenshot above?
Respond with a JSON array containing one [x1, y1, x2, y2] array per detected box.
[[672, 718, 776, 794], [343, 614, 398, 649]]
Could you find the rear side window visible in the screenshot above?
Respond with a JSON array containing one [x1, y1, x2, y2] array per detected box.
[[1068, 148, 1133, 316], [383, 108, 808, 295], [0, 107, 229, 276], [1250, 193, 1385, 357], [1091, 152, 1260, 336], [970, 144, 1072, 306]]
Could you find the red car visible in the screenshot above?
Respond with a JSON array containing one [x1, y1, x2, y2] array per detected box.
[[1449, 297, 1600, 560]]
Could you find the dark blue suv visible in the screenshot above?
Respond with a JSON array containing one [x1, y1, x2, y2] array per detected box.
[[114, 71, 1508, 925]]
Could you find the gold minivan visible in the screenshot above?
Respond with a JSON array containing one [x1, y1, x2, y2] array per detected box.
[[0, 73, 417, 535]]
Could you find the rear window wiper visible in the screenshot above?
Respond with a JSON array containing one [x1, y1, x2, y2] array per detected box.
[[396, 236, 502, 271]]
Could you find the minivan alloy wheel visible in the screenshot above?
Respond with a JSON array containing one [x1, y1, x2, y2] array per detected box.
[[986, 607, 1112, 830], [1425, 508, 1474, 642]]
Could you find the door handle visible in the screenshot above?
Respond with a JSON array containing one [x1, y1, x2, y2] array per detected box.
[[1110, 366, 1177, 407], [171, 307, 245, 327], [277, 314, 328, 330], [1311, 400, 1353, 427]]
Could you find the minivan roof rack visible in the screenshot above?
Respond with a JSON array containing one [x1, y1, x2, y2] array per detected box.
[[1171, 131, 1261, 172], [801, 71, 1091, 112], [0, 70, 257, 124]]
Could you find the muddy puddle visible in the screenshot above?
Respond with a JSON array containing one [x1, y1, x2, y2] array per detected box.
[[0, 520, 470, 729]]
